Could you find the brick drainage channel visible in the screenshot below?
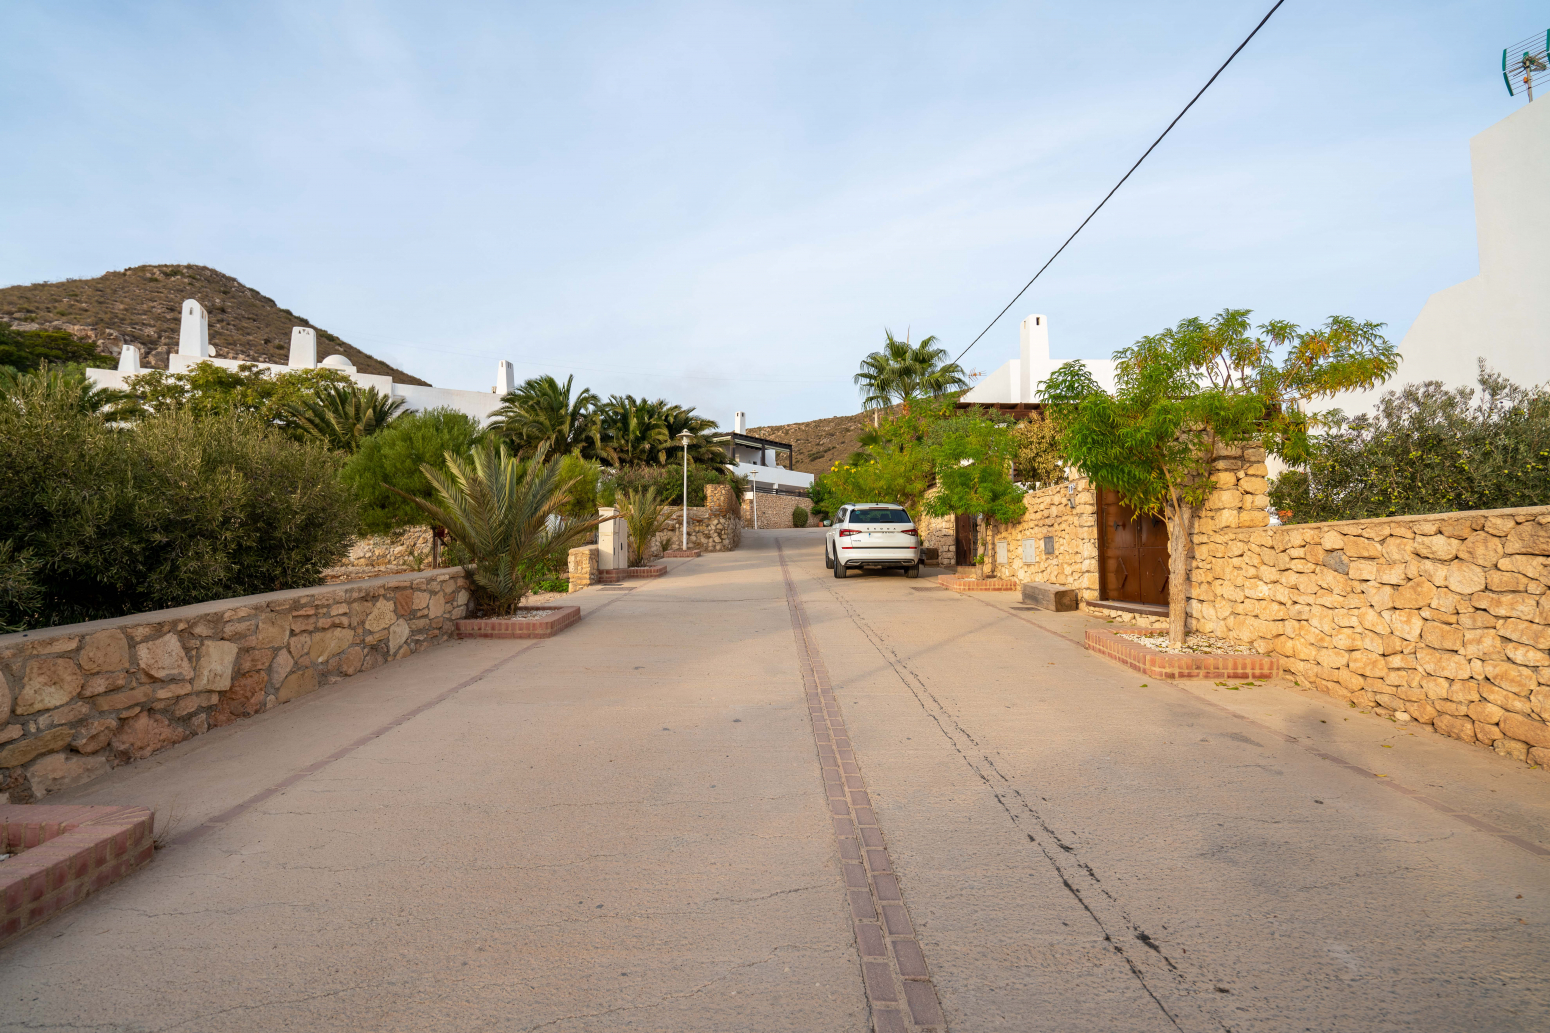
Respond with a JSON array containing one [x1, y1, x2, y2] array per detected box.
[[777, 541, 946, 1032]]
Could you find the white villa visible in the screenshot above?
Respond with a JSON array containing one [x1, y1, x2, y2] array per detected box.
[[86, 299, 515, 422], [711, 412, 814, 493], [958, 314, 1117, 409]]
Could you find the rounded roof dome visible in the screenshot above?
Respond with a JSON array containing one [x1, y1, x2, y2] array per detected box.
[[319, 354, 356, 371]]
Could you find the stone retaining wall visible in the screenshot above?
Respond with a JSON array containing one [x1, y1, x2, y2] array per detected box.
[[0, 569, 472, 804], [987, 477, 1100, 603], [742, 491, 807, 529], [654, 506, 742, 557], [1191, 503, 1550, 767], [344, 526, 434, 568]]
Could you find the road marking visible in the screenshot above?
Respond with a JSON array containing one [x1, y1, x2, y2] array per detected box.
[[776, 540, 947, 1033]]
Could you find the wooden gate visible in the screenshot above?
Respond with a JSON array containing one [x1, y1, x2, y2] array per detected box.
[[954, 513, 974, 568], [1098, 489, 1169, 606]]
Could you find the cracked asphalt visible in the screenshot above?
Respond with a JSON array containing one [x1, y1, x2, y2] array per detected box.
[[2, 529, 1548, 1031]]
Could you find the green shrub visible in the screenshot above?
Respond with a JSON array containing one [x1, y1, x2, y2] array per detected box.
[[1271, 363, 1550, 523], [339, 407, 484, 535], [791, 505, 808, 528], [0, 324, 114, 372], [597, 465, 744, 508], [0, 376, 357, 629]]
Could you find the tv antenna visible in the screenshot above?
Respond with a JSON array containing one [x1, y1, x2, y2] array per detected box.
[[1502, 30, 1549, 102]]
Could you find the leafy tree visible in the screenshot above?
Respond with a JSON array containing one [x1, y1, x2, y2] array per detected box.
[[811, 402, 942, 522], [1040, 308, 1397, 646], [0, 541, 42, 633], [854, 330, 969, 409], [1008, 410, 1065, 485], [0, 324, 115, 372], [1270, 362, 1550, 522], [924, 413, 1025, 577], [493, 374, 601, 458], [396, 440, 602, 615], [339, 407, 485, 534], [0, 362, 129, 418], [0, 375, 356, 629], [286, 382, 406, 453], [122, 360, 352, 432]]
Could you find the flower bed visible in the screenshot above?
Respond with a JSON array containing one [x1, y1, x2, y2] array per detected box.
[[1086, 628, 1278, 680], [454, 605, 581, 640]]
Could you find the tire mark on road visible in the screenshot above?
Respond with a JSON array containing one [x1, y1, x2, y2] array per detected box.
[[810, 566, 1236, 1033]]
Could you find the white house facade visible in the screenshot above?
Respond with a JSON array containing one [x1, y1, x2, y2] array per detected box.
[[87, 299, 515, 422], [958, 314, 1117, 406]]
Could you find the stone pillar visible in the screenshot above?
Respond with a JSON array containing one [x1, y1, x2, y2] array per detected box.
[[567, 545, 598, 591]]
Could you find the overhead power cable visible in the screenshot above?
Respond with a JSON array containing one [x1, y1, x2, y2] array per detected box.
[[953, 0, 1286, 364]]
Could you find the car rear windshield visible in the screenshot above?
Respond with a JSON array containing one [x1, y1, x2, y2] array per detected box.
[[849, 508, 911, 524]]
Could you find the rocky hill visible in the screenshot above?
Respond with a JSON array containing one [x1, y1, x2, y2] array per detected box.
[[0, 264, 427, 384], [748, 404, 904, 476]]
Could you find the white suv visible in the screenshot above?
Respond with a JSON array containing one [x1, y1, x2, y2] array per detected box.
[[824, 503, 922, 578]]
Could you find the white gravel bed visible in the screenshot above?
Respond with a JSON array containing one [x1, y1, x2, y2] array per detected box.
[[1114, 631, 1256, 655]]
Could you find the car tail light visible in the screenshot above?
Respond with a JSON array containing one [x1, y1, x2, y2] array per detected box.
[[839, 528, 860, 537], [902, 527, 918, 536]]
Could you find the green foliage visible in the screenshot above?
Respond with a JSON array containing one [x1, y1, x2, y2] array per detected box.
[[1009, 411, 1065, 485], [791, 505, 809, 528], [596, 464, 744, 508], [397, 440, 601, 615], [1040, 307, 1397, 644], [122, 361, 353, 432], [493, 374, 601, 458], [812, 401, 944, 522], [1270, 363, 1550, 522], [597, 394, 722, 468], [285, 382, 406, 453], [0, 362, 130, 418], [618, 487, 673, 566], [923, 414, 1025, 524], [0, 323, 115, 372], [339, 408, 484, 534], [854, 330, 969, 409], [0, 375, 357, 629], [0, 541, 42, 633]]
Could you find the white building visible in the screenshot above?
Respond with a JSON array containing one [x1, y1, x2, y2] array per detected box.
[[1332, 95, 1550, 414], [87, 299, 515, 422], [711, 412, 814, 492], [958, 314, 1117, 408]]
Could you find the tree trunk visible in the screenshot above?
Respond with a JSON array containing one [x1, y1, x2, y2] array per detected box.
[[976, 514, 987, 578], [1165, 499, 1196, 648]]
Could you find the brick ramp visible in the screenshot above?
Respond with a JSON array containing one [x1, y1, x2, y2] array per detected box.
[[1, 804, 154, 946]]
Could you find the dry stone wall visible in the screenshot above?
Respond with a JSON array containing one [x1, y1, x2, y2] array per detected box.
[[654, 507, 742, 557], [344, 526, 434, 568], [986, 476, 1100, 604], [742, 491, 807, 529], [0, 569, 472, 804]]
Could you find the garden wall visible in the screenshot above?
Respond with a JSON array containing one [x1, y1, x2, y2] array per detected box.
[[653, 506, 742, 556], [742, 491, 807, 529], [344, 526, 434, 568], [987, 476, 1100, 598], [0, 569, 472, 804]]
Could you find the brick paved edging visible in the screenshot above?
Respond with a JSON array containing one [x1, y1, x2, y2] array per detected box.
[[935, 576, 1016, 592], [598, 565, 667, 583], [1, 804, 154, 946], [1086, 628, 1280, 680], [776, 541, 946, 1033], [454, 606, 581, 640]]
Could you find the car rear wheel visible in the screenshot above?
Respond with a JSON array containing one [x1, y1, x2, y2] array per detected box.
[[824, 547, 834, 569], [833, 560, 846, 579], [906, 562, 920, 579]]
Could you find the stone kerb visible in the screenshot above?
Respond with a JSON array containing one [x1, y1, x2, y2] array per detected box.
[[0, 568, 473, 804], [1189, 503, 1550, 768]]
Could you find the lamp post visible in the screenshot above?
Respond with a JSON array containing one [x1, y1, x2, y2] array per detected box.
[[678, 431, 694, 551]]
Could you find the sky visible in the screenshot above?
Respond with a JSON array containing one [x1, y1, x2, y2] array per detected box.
[[1, 1, 1543, 428]]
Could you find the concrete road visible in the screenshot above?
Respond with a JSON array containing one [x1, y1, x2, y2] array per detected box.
[[2, 529, 1547, 1032]]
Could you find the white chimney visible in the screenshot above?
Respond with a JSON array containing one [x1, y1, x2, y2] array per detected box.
[[178, 299, 210, 357], [1019, 314, 1049, 404], [117, 344, 141, 375], [288, 327, 318, 368], [734, 411, 746, 433], [496, 360, 516, 396]]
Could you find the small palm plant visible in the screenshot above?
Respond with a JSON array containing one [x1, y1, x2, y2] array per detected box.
[[395, 440, 602, 615], [288, 383, 406, 453], [618, 487, 673, 567]]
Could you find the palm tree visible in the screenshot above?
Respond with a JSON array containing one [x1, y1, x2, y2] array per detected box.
[[287, 383, 405, 453], [596, 395, 722, 469], [492, 374, 601, 458], [396, 440, 602, 615], [854, 330, 969, 409], [617, 486, 674, 566]]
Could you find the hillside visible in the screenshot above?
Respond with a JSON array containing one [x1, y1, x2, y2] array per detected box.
[[748, 404, 904, 476], [0, 264, 428, 384]]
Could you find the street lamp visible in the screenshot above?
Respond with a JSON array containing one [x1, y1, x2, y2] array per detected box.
[[679, 431, 694, 551]]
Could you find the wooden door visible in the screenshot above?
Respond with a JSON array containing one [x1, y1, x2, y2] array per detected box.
[[1098, 489, 1169, 605], [954, 513, 974, 568]]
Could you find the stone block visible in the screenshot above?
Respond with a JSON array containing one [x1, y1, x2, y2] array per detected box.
[[277, 668, 318, 703], [79, 630, 131, 673], [1405, 700, 1438, 723], [1503, 522, 1550, 556], [1393, 578, 1435, 610], [152, 681, 193, 700], [1480, 681, 1533, 714], [137, 633, 193, 682], [1020, 582, 1077, 611], [1446, 563, 1487, 596], [35, 701, 89, 730], [1474, 721, 1502, 745], [1482, 660, 1535, 696], [193, 640, 239, 696], [111, 711, 188, 761], [256, 611, 290, 648], [0, 726, 72, 768], [27, 751, 110, 797], [310, 626, 353, 664], [1499, 712, 1550, 749], [1413, 535, 1457, 561], [16, 658, 83, 716], [93, 685, 153, 711], [1446, 679, 1481, 703], [1504, 641, 1549, 667], [1420, 623, 1463, 651], [1457, 532, 1504, 567], [365, 596, 397, 632], [1389, 610, 1423, 641], [389, 619, 410, 655], [1433, 713, 1476, 743], [71, 717, 118, 755], [1461, 629, 1505, 660], [1468, 700, 1505, 725]]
